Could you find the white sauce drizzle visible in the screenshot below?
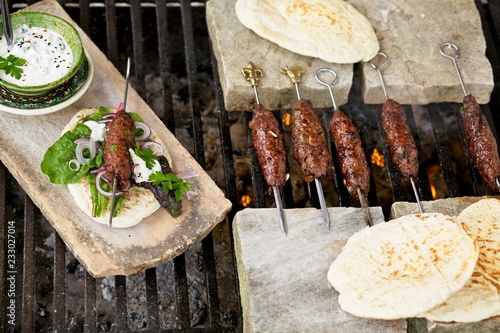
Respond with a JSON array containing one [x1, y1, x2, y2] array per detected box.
[[0, 24, 73, 86], [129, 149, 161, 183]]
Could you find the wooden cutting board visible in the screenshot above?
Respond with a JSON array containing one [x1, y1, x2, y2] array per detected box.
[[0, 0, 232, 278]]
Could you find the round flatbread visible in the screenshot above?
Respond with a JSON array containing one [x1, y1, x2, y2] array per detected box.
[[65, 108, 171, 228], [458, 198, 500, 284], [328, 213, 478, 320], [418, 270, 500, 323], [235, 0, 379, 64]]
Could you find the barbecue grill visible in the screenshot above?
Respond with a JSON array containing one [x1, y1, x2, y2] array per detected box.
[[1, 0, 499, 332]]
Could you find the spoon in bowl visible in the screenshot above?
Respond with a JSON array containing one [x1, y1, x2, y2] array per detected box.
[[1, 0, 13, 47]]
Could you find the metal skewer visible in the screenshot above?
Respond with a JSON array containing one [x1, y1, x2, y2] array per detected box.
[[315, 68, 373, 227], [369, 53, 423, 214], [109, 57, 132, 227], [440, 42, 500, 191], [242, 62, 287, 235], [281, 65, 331, 229]]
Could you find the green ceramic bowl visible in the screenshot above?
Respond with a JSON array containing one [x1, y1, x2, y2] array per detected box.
[[0, 12, 84, 97]]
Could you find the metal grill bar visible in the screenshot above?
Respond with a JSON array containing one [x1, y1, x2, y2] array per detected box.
[[22, 197, 35, 332], [53, 233, 67, 331]]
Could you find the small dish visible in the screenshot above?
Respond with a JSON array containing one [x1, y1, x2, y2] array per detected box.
[[0, 12, 84, 96], [0, 49, 94, 115]]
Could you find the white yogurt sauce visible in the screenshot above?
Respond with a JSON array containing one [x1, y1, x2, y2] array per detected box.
[[129, 149, 162, 183], [0, 24, 73, 86]]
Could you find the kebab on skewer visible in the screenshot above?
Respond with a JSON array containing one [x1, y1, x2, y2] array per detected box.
[[315, 68, 372, 226], [242, 62, 288, 235], [439, 42, 500, 191], [368, 52, 423, 213], [281, 65, 333, 229]]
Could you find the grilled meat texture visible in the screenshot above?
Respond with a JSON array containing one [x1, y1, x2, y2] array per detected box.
[[137, 156, 183, 217], [462, 94, 500, 190], [104, 110, 136, 190], [330, 109, 370, 198], [381, 99, 419, 180], [251, 104, 287, 190], [291, 99, 333, 180]]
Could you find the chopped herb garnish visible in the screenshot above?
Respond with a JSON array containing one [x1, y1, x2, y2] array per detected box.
[[134, 142, 158, 170], [150, 171, 190, 202], [0, 54, 27, 80]]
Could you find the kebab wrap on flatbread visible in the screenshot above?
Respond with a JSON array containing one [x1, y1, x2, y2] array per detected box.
[[41, 107, 189, 229]]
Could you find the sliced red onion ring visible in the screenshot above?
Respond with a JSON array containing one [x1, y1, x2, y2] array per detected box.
[[135, 122, 152, 141], [95, 170, 124, 197], [116, 102, 125, 112], [185, 190, 199, 202], [68, 159, 81, 171], [176, 171, 199, 179], [140, 141, 164, 156], [75, 138, 97, 165]]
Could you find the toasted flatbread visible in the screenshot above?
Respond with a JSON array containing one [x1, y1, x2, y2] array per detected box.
[[458, 198, 500, 284], [235, 0, 379, 63], [65, 108, 171, 228], [328, 213, 478, 319], [418, 270, 500, 322]]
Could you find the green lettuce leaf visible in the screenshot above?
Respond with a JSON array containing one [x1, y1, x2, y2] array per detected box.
[[40, 123, 92, 184]]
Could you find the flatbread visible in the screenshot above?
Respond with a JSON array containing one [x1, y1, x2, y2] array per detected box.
[[65, 108, 171, 228], [235, 0, 379, 64], [418, 270, 500, 323], [458, 198, 500, 284], [328, 213, 478, 319]]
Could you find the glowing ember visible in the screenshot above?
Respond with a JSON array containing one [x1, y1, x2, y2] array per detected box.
[[240, 194, 252, 207], [430, 183, 437, 200], [371, 148, 385, 168], [282, 113, 291, 126]]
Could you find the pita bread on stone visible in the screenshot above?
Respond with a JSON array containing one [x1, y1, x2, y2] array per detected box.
[[458, 198, 500, 284], [418, 270, 500, 323], [328, 213, 478, 320], [65, 108, 171, 228], [235, 0, 379, 64]]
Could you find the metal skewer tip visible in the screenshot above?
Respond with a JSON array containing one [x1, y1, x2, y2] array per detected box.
[[281, 65, 306, 100], [439, 42, 468, 97], [123, 57, 131, 110], [273, 187, 288, 235], [242, 61, 263, 104], [368, 52, 389, 100], [357, 188, 373, 227], [108, 178, 118, 227], [410, 176, 423, 214], [315, 179, 330, 229], [315, 68, 339, 110]]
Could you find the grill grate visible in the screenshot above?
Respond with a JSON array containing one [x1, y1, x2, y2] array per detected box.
[[0, 0, 499, 332]]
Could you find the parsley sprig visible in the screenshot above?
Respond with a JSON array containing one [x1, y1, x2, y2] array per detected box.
[[150, 171, 190, 202], [0, 55, 27, 80], [134, 142, 158, 169]]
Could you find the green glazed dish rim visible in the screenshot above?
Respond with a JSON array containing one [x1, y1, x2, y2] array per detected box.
[[0, 12, 84, 96]]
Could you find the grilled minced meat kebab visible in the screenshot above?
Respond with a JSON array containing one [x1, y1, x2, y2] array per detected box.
[[462, 94, 500, 190], [291, 99, 333, 182], [380, 99, 419, 180], [330, 109, 370, 198], [251, 104, 287, 192]]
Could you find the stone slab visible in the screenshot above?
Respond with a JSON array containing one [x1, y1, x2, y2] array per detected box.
[[391, 196, 500, 332], [206, 0, 353, 112], [233, 206, 407, 333], [0, 0, 232, 278], [350, 0, 494, 105]]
